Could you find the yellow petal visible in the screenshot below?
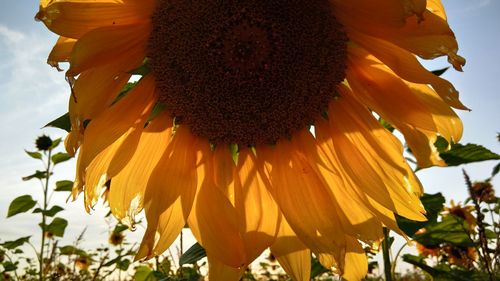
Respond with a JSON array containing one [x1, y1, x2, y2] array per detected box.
[[137, 126, 201, 260], [69, 60, 134, 132], [408, 83, 463, 143], [108, 113, 173, 225], [207, 256, 245, 281], [68, 23, 149, 76], [323, 85, 426, 221], [427, 0, 447, 20], [185, 146, 280, 268], [79, 76, 155, 174], [270, 217, 311, 281], [236, 149, 280, 262], [346, 51, 437, 132], [342, 237, 368, 281], [401, 0, 427, 19], [332, 0, 407, 32], [212, 145, 236, 205], [314, 123, 385, 243], [187, 144, 247, 268], [83, 128, 140, 210], [263, 130, 346, 255], [343, 3, 464, 71], [36, 0, 155, 39], [347, 32, 467, 110], [47, 36, 76, 70], [399, 126, 445, 168]]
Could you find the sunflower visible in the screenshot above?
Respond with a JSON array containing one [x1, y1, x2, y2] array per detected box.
[[443, 200, 476, 231], [36, 0, 465, 280]]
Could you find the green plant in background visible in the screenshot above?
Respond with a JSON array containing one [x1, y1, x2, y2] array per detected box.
[[0, 136, 139, 281], [2, 135, 71, 280]]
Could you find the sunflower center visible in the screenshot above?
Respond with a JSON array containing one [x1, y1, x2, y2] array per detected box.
[[149, 0, 348, 145]]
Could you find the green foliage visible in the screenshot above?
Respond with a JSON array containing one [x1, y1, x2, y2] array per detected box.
[[491, 163, 500, 178], [24, 150, 42, 160], [51, 152, 71, 165], [44, 113, 71, 132], [440, 142, 500, 166], [310, 257, 329, 278], [32, 205, 64, 217], [43, 217, 68, 237], [397, 193, 446, 236], [179, 243, 206, 266], [54, 180, 73, 192], [1, 237, 31, 250], [22, 170, 48, 181], [431, 67, 449, 77], [134, 265, 156, 281], [413, 216, 474, 247], [130, 58, 151, 76], [403, 254, 487, 281], [58, 245, 87, 257], [7, 195, 37, 218]]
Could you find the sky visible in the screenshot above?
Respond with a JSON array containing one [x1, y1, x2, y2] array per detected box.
[[0, 0, 499, 274]]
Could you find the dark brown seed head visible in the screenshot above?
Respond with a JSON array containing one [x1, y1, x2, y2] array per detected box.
[[149, 0, 348, 145]]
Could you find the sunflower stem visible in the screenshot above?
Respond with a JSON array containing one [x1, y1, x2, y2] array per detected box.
[[382, 227, 393, 281], [39, 148, 52, 281]]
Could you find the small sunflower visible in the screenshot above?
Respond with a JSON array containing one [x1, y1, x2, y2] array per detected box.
[[416, 242, 440, 258], [109, 232, 125, 246], [443, 245, 477, 268], [36, 0, 465, 280], [471, 181, 496, 204], [74, 256, 91, 271], [443, 200, 476, 231]]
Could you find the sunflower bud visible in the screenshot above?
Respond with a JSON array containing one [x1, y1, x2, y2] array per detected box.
[[35, 135, 53, 151]]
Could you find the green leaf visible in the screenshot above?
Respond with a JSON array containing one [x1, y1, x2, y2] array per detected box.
[[7, 195, 37, 218], [1, 236, 31, 250], [310, 257, 329, 278], [431, 67, 449, 77], [130, 59, 151, 76], [59, 245, 87, 257], [25, 150, 42, 160], [2, 261, 18, 272], [45, 217, 68, 237], [397, 193, 445, 236], [229, 144, 239, 164], [55, 180, 73, 192], [50, 138, 62, 150], [403, 254, 486, 281], [113, 224, 128, 234], [413, 216, 474, 247], [116, 258, 131, 271], [485, 229, 497, 239], [51, 152, 71, 165], [134, 266, 158, 281], [113, 81, 138, 105], [146, 103, 165, 123], [440, 143, 500, 166], [434, 136, 450, 153], [44, 112, 71, 132], [378, 118, 395, 132], [179, 243, 206, 265], [22, 170, 48, 181], [32, 205, 64, 217], [491, 162, 500, 179]]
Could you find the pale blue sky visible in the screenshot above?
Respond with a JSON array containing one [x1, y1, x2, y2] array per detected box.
[[0, 0, 499, 271]]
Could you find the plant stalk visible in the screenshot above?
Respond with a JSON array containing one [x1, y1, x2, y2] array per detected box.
[[39, 149, 52, 281], [463, 170, 494, 281], [382, 227, 393, 281]]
